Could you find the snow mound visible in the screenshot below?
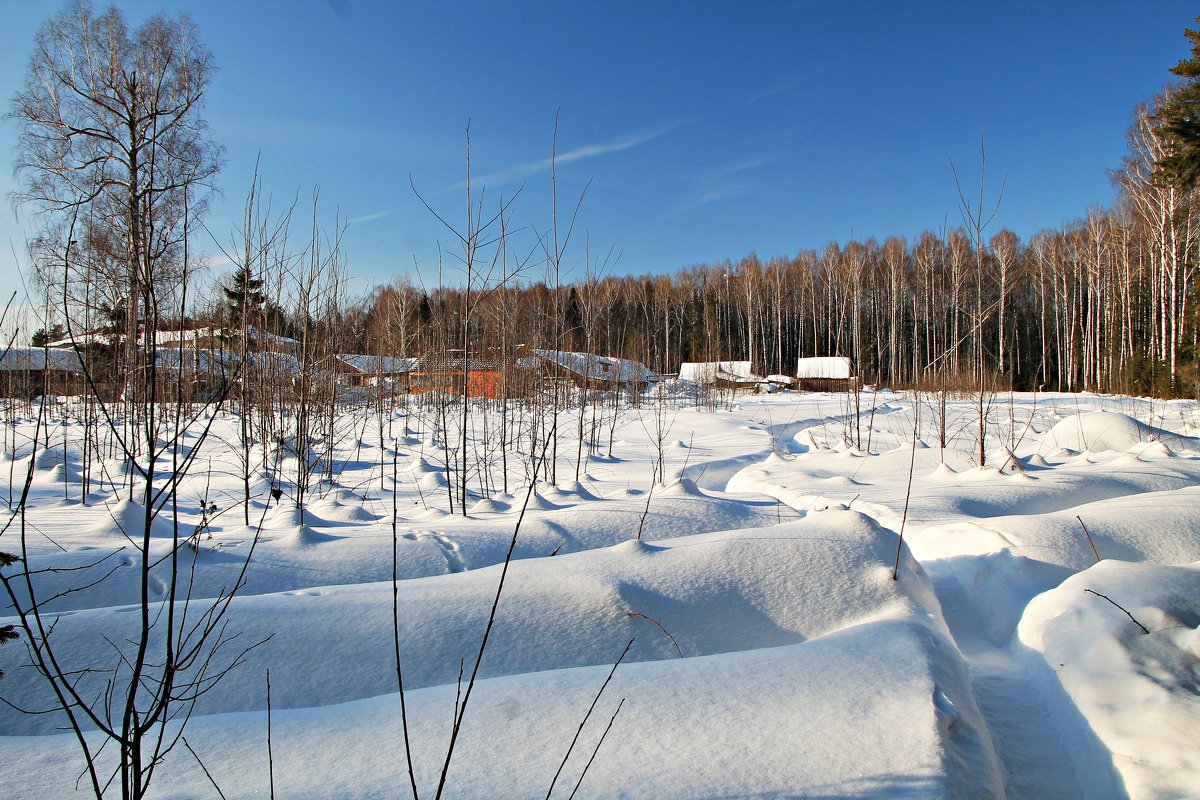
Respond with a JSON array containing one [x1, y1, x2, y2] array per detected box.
[[468, 498, 507, 514], [272, 525, 344, 547], [43, 462, 83, 483], [925, 462, 958, 481], [1037, 411, 1154, 454], [407, 456, 438, 474], [1018, 561, 1200, 799], [1, 511, 951, 728], [266, 503, 312, 529], [308, 498, 379, 523], [658, 477, 706, 497], [328, 488, 366, 504], [6, 620, 1003, 799], [524, 492, 562, 511], [87, 498, 185, 539], [912, 486, 1200, 570], [534, 481, 568, 499], [1130, 440, 1175, 459], [555, 480, 600, 501], [32, 448, 71, 471], [417, 471, 448, 491], [793, 427, 827, 451], [821, 475, 861, 486]]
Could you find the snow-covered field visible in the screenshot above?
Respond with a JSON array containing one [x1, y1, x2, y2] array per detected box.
[[2, 389, 1198, 798]]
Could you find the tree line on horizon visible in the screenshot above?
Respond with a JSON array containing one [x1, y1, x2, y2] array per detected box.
[[8, 2, 1200, 406]]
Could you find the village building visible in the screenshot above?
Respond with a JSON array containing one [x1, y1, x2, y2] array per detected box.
[[678, 360, 763, 390], [408, 349, 509, 399], [529, 349, 655, 392], [334, 355, 417, 388], [0, 347, 85, 398], [794, 356, 856, 392]]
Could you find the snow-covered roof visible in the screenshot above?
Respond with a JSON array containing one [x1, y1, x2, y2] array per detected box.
[[245, 351, 303, 374], [45, 330, 114, 348], [795, 356, 853, 379], [335, 354, 418, 374], [49, 325, 300, 350], [48, 327, 219, 348], [678, 361, 761, 384], [533, 349, 654, 383], [0, 347, 84, 373], [176, 325, 299, 348], [245, 325, 299, 347]]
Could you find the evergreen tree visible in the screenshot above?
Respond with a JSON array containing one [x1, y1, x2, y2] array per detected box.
[[222, 265, 267, 330], [1155, 17, 1200, 189], [30, 324, 65, 347]]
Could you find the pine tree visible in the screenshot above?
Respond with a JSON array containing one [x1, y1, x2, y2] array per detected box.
[[30, 324, 65, 347]]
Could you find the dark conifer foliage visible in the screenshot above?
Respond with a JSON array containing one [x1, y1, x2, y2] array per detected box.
[[1156, 17, 1200, 190]]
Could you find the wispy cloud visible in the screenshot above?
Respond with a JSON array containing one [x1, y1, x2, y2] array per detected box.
[[745, 75, 809, 106], [348, 209, 394, 225], [456, 125, 674, 190], [710, 154, 780, 178], [661, 154, 776, 220], [663, 184, 750, 220]]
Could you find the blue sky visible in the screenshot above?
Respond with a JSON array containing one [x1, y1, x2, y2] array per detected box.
[[0, 0, 1196, 316]]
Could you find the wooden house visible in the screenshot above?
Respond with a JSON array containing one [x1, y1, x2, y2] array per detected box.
[[334, 355, 417, 388], [678, 361, 763, 390], [530, 349, 655, 392], [794, 356, 856, 392], [408, 349, 508, 400], [0, 347, 85, 398]]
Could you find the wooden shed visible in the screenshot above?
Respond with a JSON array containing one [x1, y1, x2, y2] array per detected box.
[[795, 356, 857, 392]]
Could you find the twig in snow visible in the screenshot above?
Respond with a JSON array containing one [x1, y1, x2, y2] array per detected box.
[[433, 442, 549, 800], [183, 736, 228, 800], [1084, 589, 1150, 634], [680, 431, 695, 473], [452, 657, 465, 728], [266, 669, 275, 800], [893, 403, 920, 581], [391, 450, 420, 799], [567, 697, 626, 800], [1076, 515, 1101, 563], [627, 610, 683, 658], [635, 464, 658, 542], [545, 638, 634, 800]]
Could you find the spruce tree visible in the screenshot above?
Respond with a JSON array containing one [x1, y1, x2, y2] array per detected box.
[[222, 265, 267, 330]]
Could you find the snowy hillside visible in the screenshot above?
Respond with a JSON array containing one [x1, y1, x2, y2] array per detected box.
[[1, 390, 1198, 798]]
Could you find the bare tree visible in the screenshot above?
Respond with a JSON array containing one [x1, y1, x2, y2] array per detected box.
[[951, 137, 1005, 466], [11, 0, 221, 430], [0, 7, 273, 799]]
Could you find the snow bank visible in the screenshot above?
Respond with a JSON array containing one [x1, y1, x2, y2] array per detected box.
[[1018, 561, 1200, 799], [909, 486, 1200, 569], [2, 617, 1002, 799], [0, 510, 951, 733], [7, 390, 1200, 798], [0, 510, 1002, 798]]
